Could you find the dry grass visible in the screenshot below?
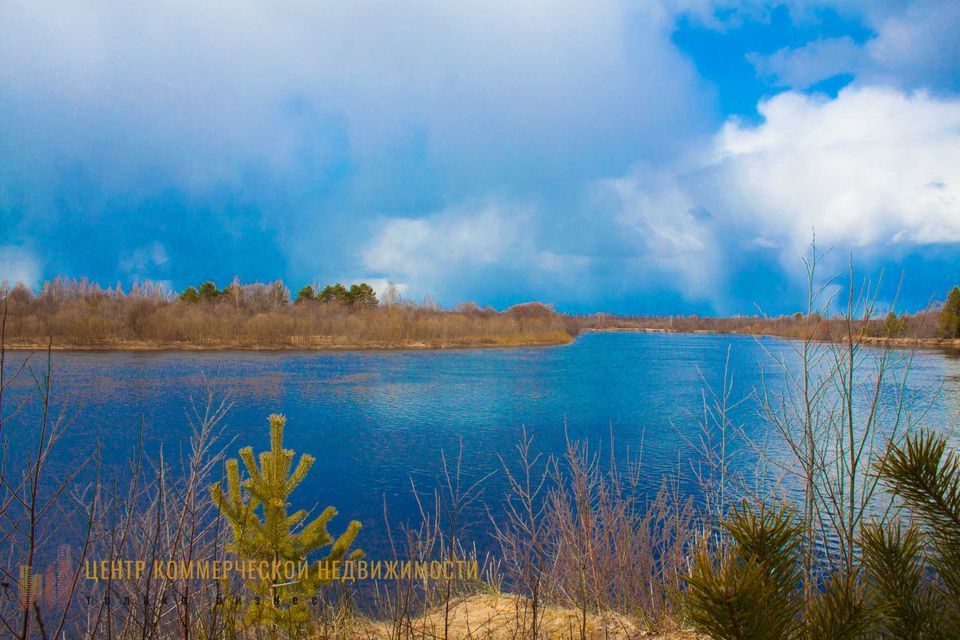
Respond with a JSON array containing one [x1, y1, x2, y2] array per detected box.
[[357, 593, 696, 640]]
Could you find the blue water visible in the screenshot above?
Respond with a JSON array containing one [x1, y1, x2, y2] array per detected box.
[[4, 333, 960, 556]]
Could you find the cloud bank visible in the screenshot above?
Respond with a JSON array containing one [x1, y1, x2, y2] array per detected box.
[[364, 86, 960, 309], [1, 0, 958, 312], [600, 86, 960, 307]]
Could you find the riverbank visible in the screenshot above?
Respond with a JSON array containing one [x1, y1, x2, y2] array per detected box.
[[580, 326, 960, 352], [9, 328, 958, 353], [1, 331, 575, 351]]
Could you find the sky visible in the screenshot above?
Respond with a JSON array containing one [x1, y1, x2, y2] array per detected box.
[[1, 0, 959, 315]]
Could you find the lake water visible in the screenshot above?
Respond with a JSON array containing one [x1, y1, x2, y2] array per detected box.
[[5, 332, 960, 556]]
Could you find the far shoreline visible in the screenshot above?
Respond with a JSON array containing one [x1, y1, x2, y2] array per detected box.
[[1, 335, 576, 352], [5, 330, 959, 354], [581, 326, 960, 353]]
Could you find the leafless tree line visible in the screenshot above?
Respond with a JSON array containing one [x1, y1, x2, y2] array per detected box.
[[577, 303, 946, 342]]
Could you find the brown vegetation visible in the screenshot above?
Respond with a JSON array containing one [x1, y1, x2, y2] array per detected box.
[[0, 278, 573, 350], [575, 306, 955, 347], [3, 275, 958, 352]]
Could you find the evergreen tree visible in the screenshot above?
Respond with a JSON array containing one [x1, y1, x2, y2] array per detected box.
[[199, 280, 219, 302], [295, 284, 316, 303], [211, 414, 362, 635], [684, 504, 804, 640], [347, 283, 377, 306], [682, 430, 960, 640], [179, 286, 200, 303], [861, 522, 944, 638], [940, 286, 960, 338], [883, 311, 906, 337], [318, 283, 349, 303]]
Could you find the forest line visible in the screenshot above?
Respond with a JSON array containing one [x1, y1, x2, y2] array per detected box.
[[1, 277, 958, 350]]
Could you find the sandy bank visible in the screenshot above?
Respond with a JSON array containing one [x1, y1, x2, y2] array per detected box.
[[354, 593, 694, 640]]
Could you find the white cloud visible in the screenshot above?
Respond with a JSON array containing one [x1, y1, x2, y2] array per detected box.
[[596, 168, 724, 302], [863, 0, 960, 89], [749, 0, 960, 92], [366, 206, 513, 273], [362, 201, 591, 302], [606, 86, 960, 280], [363, 203, 528, 295], [750, 37, 864, 89], [119, 242, 169, 275], [0, 0, 713, 291], [0, 246, 41, 288], [363, 86, 960, 306], [3, 0, 957, 311], [713, 87, 960, 250]]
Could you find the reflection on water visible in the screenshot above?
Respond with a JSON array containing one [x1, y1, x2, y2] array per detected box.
[[4, 333, 959, 555]]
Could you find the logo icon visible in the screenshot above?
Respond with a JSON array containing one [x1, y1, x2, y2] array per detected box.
[[17, 565, 41, 611], [16, 545, 73, 611]]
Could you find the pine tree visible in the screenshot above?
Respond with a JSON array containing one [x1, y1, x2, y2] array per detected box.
[[861, 522, 945, 639], [295, 284, 316, 303], [683, 503, 804, 640], [347, 283, 378, 306], [876, 429, 960, 637], [199, 280, 219, 302], [803, 573, 873, 640], [179, 286, 200, 303], [940, 286, 960, 338], [882, 311, 906, 337], [682, 430, 960, 640], [211, 414, 362, 635], [269, 280, 290, 307], [318, 283, 349, 303]]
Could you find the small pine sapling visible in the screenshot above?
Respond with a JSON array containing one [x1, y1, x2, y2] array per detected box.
[[211, 414, 362, 635]]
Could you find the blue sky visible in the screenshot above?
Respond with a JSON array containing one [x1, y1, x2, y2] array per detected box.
[[1, 0, 958, 314]]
